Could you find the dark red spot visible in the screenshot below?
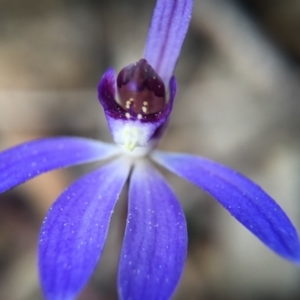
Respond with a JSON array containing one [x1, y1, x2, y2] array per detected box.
[[116, 59, 166, 115]]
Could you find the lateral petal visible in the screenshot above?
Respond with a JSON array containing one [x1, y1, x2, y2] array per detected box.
[[39, 157, 131, 300], [0, 137, 119, 193], [152, 151, 300, 264]]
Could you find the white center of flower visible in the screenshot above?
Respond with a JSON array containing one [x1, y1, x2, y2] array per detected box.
[[108, 118, 154, 155]]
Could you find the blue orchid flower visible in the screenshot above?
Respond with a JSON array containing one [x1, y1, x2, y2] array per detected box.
[[0, 0, 300, 299]]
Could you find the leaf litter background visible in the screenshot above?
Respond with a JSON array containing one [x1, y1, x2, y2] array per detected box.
[[0, 0, 300, 299]]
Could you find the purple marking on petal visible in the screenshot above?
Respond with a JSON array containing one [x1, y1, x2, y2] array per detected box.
[[98, 68, 178, 147], [39, 158, 131, 300], [98, 67, 127, 120], [152, 151, 300, 264], [144, 0, 193, 84], [0, 137, 119, 194], [118, 161, 187, 300], [98, 68, 176, 123], [150, 76, 177, 143], [117, 59, 166, 115]]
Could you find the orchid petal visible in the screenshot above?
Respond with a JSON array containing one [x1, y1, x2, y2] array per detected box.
[[144, 0, 193, 83], [0, 137, 120, 194], [39, 157, 131, 300], [152, 151, 300, 263], [118, 161, 187, 300]]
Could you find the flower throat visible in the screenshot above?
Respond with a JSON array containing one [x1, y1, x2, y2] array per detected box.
[[117, 59, 166, 119]]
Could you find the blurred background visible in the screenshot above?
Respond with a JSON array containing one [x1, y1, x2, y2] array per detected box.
[[1, 0, 300, 299]]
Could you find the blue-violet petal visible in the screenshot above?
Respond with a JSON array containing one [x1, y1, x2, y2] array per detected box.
[[0, 137, 120, 194], [39, 158, 131, 300], [152, 151, 300, 263], [118, 161, 187, 300], [144, 0, 193, 84]]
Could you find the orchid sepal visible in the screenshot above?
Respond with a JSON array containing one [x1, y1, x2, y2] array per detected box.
[[144, 0, 193, 84]]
